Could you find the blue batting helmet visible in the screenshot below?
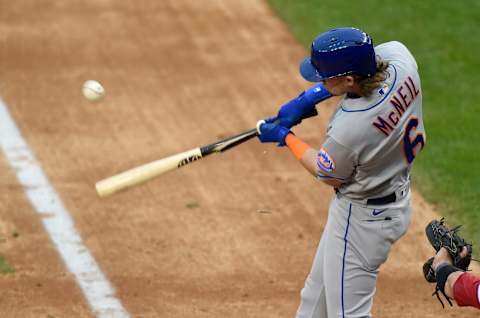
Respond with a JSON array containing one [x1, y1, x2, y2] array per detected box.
[[299, 27, 376, 82]]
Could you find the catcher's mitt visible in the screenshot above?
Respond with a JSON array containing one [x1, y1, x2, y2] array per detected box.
[[425, 218, 472, 273], [422, 218, 473, 307]]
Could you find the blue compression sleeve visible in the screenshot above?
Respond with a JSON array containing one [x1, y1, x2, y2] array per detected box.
[[303, 83, 333, 104], [274, 83, 332, 127]]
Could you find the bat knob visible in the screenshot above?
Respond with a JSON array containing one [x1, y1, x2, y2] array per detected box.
[[256, 119, 266, 135]]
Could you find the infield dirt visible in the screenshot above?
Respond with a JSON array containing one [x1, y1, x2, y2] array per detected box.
[[0, 1, 477, 317]]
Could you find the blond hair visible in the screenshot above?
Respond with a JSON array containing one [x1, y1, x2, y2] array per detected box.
[[355, 58, 390, 97]]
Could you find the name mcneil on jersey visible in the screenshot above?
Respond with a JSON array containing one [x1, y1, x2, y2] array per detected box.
[[373, 76, 420, 136]]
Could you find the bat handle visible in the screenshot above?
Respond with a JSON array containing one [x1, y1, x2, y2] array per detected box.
[[262, 107, 319, 129]]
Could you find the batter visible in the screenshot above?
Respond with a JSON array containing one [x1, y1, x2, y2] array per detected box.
[[257, 27, 425, 317]]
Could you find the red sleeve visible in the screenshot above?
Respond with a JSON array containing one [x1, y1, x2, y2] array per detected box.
[[453, 272, 480, 309]]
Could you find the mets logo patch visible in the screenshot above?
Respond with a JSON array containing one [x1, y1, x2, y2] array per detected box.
[[316, 148, 335, 173]]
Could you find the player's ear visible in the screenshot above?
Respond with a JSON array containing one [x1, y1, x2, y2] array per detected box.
[[344, 75, 356, 87]]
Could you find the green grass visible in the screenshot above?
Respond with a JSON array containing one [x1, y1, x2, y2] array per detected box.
[[0, 255, 15, 274], [268, 0, 480, 244], [186, 201, 200, 209]]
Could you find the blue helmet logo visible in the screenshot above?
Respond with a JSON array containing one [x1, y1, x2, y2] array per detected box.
[[300, 27, 377, 82]]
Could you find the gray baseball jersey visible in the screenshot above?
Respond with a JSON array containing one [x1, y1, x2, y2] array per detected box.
[[316, 41, 425, 201], [296, 41, 425, 318]]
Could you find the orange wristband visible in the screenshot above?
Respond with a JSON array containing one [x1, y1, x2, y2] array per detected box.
[[285, 134, 310, 160]]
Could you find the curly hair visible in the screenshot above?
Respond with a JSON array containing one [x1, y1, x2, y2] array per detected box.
[[355, 58, 390, 97]]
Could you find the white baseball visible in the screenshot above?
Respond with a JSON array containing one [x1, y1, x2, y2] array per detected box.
[[82, 80, 105, 102]]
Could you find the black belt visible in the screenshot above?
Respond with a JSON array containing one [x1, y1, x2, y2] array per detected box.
[[366, 192, 396, 205]]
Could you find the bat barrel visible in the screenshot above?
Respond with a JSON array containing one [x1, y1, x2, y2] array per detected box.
[[95, 148, 202, 197], [95, 126, 261, 198]]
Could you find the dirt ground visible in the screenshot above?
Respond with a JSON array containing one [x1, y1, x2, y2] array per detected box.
[[0, 0, 477, 317]]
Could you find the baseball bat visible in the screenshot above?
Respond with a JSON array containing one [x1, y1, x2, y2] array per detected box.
[[95, 109, 318, 197], [95, 128, 258, 197]]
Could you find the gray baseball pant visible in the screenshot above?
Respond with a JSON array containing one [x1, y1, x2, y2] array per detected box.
[[296, 190, 411, 318]]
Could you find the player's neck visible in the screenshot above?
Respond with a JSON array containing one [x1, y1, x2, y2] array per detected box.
[[346, 92, 361, 99]]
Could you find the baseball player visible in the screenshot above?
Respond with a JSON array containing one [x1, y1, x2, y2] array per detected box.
[[431, 246, 480, 309], [257, 27, 425, 317]]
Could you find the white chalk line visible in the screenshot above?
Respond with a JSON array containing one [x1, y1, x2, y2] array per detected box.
[[0, 98, 130, 318]]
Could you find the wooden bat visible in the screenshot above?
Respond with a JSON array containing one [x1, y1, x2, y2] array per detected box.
[[95, 128, 258, 197], [95, 109, 318, 197]]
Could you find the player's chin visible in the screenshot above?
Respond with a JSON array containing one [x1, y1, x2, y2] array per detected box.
[[320, 84, 342, 96], [324, 88, 344, 96], [331, 91, 345, 96]]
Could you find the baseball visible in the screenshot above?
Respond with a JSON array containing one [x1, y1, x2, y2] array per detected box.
[[82, 80, 105, 102]]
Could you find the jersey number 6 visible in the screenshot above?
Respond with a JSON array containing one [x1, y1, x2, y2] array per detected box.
[[403, 116, 425, 164]]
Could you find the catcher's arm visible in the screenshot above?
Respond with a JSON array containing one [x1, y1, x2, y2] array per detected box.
[[431, 248, 466, 298]]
